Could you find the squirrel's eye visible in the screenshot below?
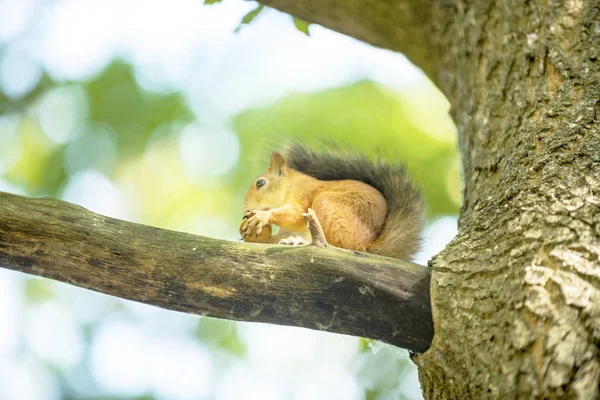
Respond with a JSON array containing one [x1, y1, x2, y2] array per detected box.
[[256, 179, 267, 188]]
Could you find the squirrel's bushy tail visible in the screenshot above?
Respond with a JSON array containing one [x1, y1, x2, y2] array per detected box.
[[284, 142, 424, 260]]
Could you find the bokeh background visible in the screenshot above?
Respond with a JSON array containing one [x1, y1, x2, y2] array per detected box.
[[0, 0, 461, 399]]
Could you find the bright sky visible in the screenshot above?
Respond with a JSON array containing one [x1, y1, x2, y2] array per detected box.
[[0, 0, 431, 116]]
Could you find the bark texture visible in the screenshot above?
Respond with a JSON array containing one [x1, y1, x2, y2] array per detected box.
[[419, 1, 600, 398], [0, 191, 433, 353], [261, 0, 600, 398]]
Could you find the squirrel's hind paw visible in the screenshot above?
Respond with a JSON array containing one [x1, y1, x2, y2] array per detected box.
[[279, 236, 308, 246]]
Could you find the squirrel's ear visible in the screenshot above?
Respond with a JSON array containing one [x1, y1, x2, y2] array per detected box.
[[268, 152, 287, 176]]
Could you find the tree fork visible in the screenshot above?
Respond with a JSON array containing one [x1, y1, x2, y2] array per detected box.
[[0, 191, 434, 353]]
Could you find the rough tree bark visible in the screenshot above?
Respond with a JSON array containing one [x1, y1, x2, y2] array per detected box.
[[258, 0, 600, 398], [421, 2, 600, 398]]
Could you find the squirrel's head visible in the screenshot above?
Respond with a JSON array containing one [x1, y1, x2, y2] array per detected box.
[[243, 152, 290, 212]]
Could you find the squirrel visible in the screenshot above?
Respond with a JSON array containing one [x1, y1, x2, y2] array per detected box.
[[239, 143, 424, 260]]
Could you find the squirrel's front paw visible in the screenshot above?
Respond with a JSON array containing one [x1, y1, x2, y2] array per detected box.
[[240, 209, 272, 239], [279, 236, 308, 246]]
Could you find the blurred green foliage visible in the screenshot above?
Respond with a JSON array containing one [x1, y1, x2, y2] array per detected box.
[[1, 61, 459, 230], [0, 56, 459, 400], [195, 319, 246, 356], [1, 62, 194, 196], [233, 81, 460, 217]]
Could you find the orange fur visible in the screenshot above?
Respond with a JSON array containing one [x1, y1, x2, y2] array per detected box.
[[240, 152, 387, 252]]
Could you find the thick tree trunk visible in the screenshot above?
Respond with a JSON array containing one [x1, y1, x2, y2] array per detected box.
[[262, 0, 600, 398], [417, 2, 600, 398]]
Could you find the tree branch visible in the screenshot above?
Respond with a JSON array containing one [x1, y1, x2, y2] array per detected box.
[[259, 0, 438, 79], [303, 208, 328, 247], [0, 191, 433, 353]]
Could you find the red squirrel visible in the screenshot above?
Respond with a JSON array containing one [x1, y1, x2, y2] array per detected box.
[[239, 143, 424, 260]]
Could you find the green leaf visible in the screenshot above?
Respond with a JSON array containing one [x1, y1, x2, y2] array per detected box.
[[204, 0, 223, 5], [24, 278, 55, 303], [234, 4, 265, 33], [293, 17, 311, 36], [195, 318, 247, 356]]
